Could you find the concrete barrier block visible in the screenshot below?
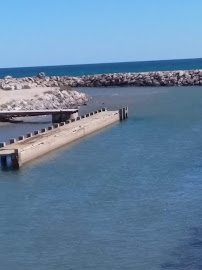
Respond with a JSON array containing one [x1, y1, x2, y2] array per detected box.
[[41, 128, 47, 133], [10, 139, 16, 144], [27, 133, 32, 138], [0, 142, 6, 148], [34, 130, 39, 135], [18, 136, 25, 141]]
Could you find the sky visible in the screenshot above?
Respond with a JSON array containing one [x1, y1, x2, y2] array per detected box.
[[0, 0, 202, 68]]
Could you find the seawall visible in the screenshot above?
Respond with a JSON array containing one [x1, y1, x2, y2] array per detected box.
[[1, 70, 202, 89]]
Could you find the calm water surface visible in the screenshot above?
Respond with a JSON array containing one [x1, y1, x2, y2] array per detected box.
[[1, 86, 202, 269]]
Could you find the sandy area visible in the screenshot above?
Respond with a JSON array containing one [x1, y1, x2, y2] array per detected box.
[[0, 87, 58, 106], [0, 87, 59, 126]]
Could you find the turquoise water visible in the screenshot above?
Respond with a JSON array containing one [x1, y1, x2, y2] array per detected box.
[[1, 86, 202, 269], [1, 58, 202, 78]]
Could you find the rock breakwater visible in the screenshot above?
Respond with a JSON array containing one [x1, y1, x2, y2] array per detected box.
[[1, 69, 202, 89]]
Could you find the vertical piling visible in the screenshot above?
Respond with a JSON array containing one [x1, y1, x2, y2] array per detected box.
[[1, 156, 7, 168], [11, 150, 20, 169], [119, 108, 123, 121]]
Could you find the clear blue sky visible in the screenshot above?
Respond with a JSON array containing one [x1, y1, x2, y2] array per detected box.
[[1, 0, 202, 68]]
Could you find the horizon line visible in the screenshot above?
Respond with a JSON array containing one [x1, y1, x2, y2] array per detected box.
[[0, 57, 202, 70]]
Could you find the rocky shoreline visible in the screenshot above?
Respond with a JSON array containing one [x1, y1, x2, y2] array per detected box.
[[1, 70, 202, 89], [1, 69, 201, 112], [0, 88, 90, 111]]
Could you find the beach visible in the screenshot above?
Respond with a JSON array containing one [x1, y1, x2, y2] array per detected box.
[[0, 87, 57, 127], [0, 87, 53, 106]]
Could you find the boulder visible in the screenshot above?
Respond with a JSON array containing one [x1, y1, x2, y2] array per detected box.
[[15, 84, 22, 90], [37, 72, 46, 79], [4, 75, 12, 80], [2, 85, 15, 90], [22, 84, 32, 89]]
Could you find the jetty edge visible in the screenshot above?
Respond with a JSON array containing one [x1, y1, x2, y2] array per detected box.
[[1, 69, 202, 89], [0, 107, 128, 169]]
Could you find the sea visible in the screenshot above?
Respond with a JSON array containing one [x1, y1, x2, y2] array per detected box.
[[1, 58, 202, 78], [1, 58, 202, 270]]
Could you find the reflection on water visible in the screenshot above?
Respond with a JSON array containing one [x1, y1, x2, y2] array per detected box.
[[1, 86, 202, 270]]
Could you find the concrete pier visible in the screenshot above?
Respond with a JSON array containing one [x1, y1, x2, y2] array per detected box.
[[0, 108, 128, 169]]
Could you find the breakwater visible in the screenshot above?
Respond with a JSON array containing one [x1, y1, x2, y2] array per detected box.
[[1, 70, 202, 89]]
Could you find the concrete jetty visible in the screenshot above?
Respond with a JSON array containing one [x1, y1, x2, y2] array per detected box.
[[0, 107, 128, 169]]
